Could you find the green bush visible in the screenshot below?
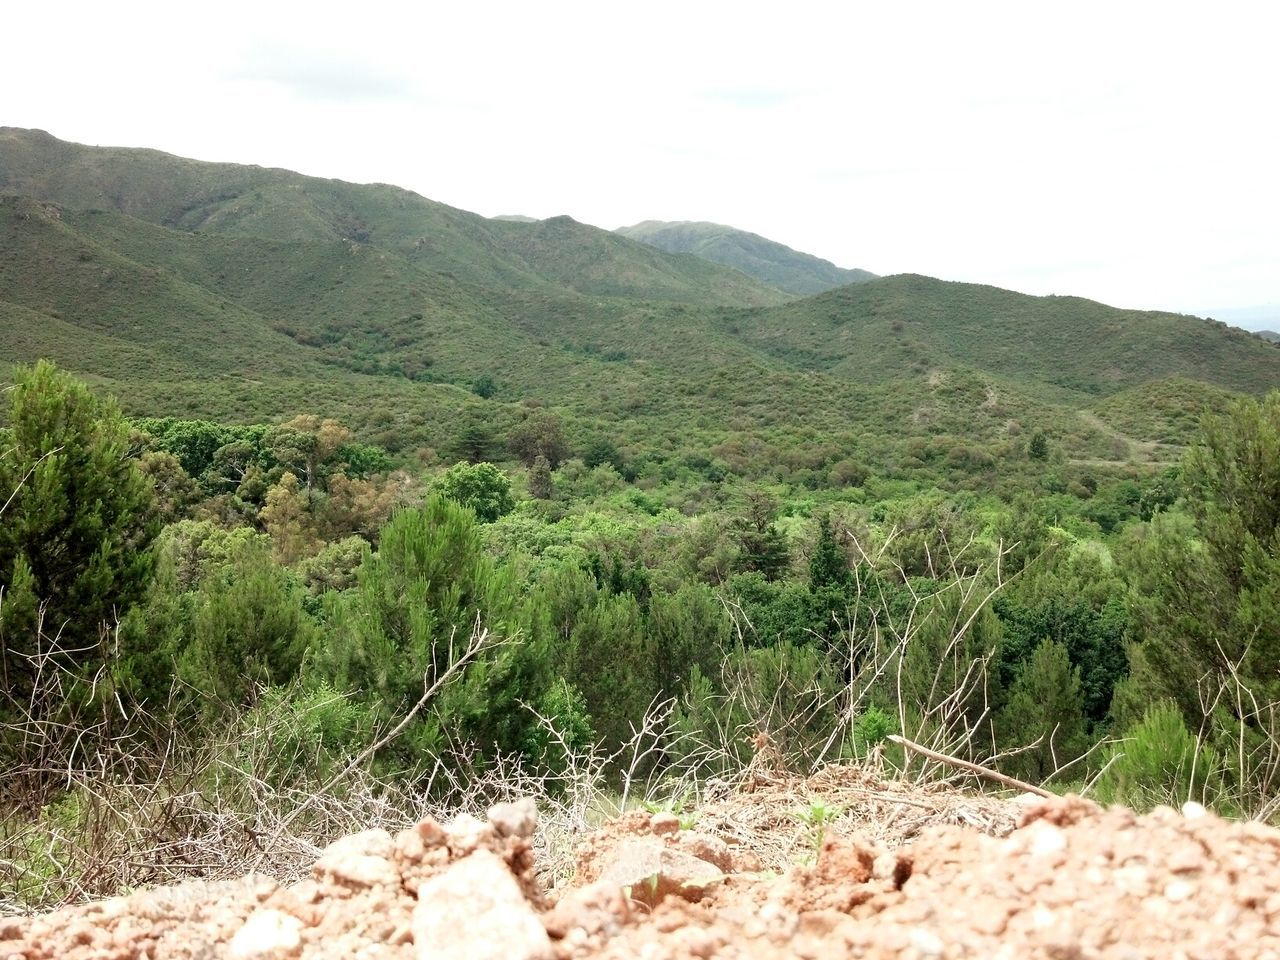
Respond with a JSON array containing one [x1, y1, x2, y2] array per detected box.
[[1094, 700, 1220, 811], [853, 705, 897, 754]]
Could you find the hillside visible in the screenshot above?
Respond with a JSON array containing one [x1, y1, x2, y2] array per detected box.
[[0, 128, 783, 308], [3, 128, 1279, 476], [730, 274, 1280, 397], [617, 219, 876, 295]]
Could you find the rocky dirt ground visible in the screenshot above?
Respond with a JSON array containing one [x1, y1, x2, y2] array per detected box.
[[5, 764, 1280, 959]]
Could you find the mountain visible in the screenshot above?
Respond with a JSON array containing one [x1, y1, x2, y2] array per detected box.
[[0, 128, 783, 308], [616, 220, 876, 296], [1256, 330, 1280, 343], [3, 127, 1279, 476], [731, 274, 1280, 397]]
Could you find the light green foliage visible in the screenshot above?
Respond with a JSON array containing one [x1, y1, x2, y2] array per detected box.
[[853, 705, 897, 754], [136, 451, 201, 524], [1094, 701, 1220, 811], [1125, 392, 1280, 799], [154, 520, 271, 592], [236, 682, 370, 783], [295, 536, 369, 596], [176, 542, 313, 713], [312, 497, 543, 767], [521, 678, 596, 782], [791, 798, 843, 854], [0, 362, 156, 690], [433, 461, 515, 523]]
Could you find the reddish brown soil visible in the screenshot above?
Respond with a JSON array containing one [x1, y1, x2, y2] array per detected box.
[[5, 788, 1280, 959]]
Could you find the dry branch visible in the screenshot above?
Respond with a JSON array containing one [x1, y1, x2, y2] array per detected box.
[[888, 735, 1051, 798]]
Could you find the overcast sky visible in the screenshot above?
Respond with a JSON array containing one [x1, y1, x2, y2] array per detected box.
[[5, 1, 1277, 324]]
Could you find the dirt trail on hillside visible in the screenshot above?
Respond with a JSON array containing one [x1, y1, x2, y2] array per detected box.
[[7, 771, 1280, 959], [1070, 410, 1180, 469]]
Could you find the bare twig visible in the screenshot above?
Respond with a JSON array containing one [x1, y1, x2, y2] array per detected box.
[[888, 735, 1052, 798]]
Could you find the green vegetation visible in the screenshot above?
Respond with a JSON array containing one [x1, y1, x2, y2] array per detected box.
[[616, 219, 877, 296], [3, 130, 1280, 908]]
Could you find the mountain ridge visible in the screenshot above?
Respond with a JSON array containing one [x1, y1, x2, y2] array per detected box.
[[616, 219, 876, 296], [3, 126, 1279, 473]]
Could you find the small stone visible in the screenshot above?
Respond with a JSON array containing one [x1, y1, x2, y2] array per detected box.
[[650, 812, 681, 836], [228, 909, 302, 958], [909, 927, 945, 957], [596, 838, 726, 906], [542, 880, 630, 941], [396, 827, 426, 863], [1164, 880, 1195, 903], [675, 832, 732, 871], [313, 830, 399, 889], [489, 798, 538, 839], [447, 813, 491, 855], [872, 852, 900, 882], [415, 817, 448, 848], [1029, 823, 1068, 858], [415, 850, 552, 960], [1181, 801, 1209, 820]]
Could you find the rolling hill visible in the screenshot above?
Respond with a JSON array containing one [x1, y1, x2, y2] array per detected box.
[[3, 127, 1279, 478], [616, 220, 876, 296], [0, 128, 784, 308]]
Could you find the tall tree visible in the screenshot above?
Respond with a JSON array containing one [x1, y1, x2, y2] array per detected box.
[[508, 411, 570, 469], [1125, 391, 1280, 796], [0, 361, 157, 691]]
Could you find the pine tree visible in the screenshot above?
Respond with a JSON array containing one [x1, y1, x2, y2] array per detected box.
[[1125, 392, 1280, 794], [996, 639, 1088, 783], [808, 514, 851, 590], [528, 455, 554, 500], [0, 362, 157, 702]]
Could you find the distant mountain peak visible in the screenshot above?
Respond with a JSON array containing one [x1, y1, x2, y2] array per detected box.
[[616, 219, 876, 297]]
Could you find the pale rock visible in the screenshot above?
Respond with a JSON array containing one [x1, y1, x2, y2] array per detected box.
[[415, 849, 552, 960], [415, 816, 448, 849], [1028, 822, 1068, 858], [649, 812, 681, 836], [908, 926, 945, 958], [675, 832, 733, 872], [446, 813, 491, 855], [312, 830, 398, 889], [489, 798, 538, 839], [596, 838, 726, 907], [229, 909, 303, 958], [542, 880, 630, 941], [1181, 801, 1209, 820]]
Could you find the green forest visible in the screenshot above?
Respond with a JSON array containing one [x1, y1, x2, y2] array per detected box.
[[3, 128, 1280, 906]]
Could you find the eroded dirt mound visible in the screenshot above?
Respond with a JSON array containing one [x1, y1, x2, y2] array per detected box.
[[7, 792, 1280, 959]]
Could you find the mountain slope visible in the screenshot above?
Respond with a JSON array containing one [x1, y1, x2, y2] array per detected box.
[[0, 128, 783, 308], [617, 220, 875, 296], [3, 129, 1279, 478], [728, 274, 1280, 397]]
